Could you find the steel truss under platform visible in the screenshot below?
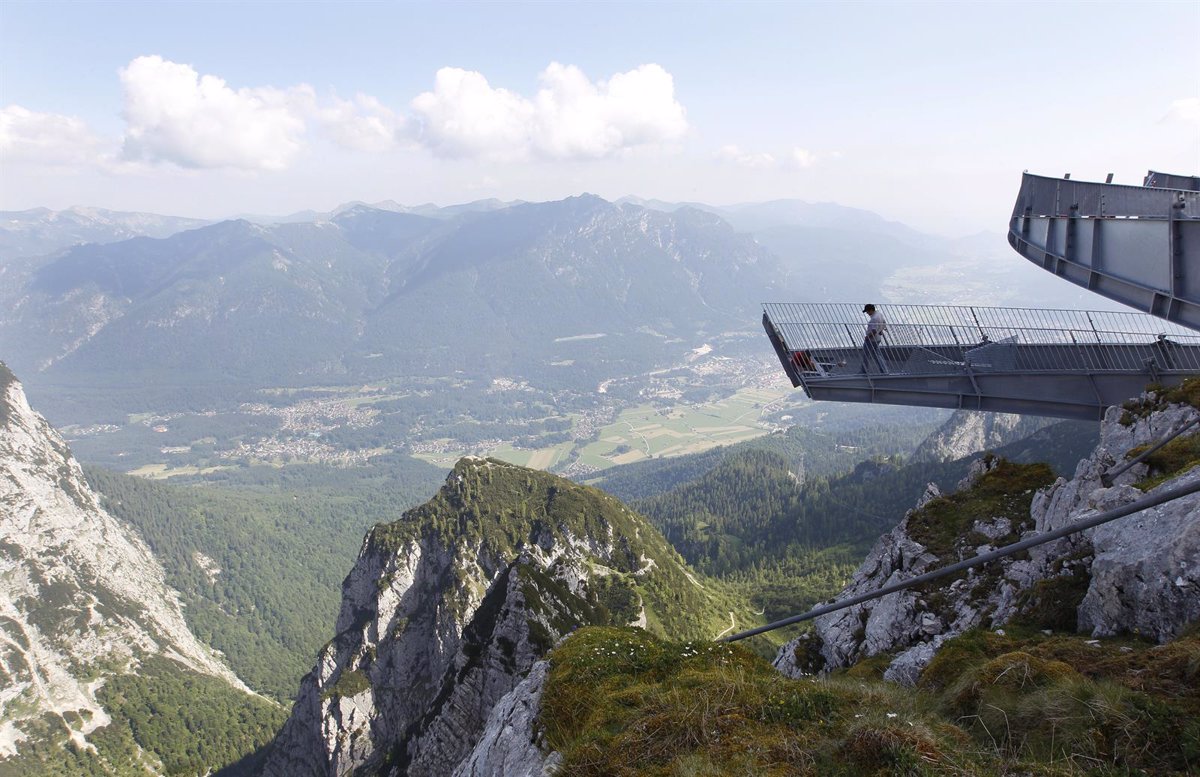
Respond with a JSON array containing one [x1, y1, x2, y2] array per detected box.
[[763, 302, 1200, 421], [1008, 171, 1200, 330]]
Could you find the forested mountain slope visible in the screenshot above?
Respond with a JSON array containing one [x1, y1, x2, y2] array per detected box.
[[606, 410, 1099, 622], [84, 459, 445, 701]]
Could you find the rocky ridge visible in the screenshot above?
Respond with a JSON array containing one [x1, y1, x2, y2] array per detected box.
[[0, 363, 246, 756], [775, 388, 1200, 683], [911, 410, 1044, 462], [263, 456, 740, 776], [913, 409, 1099, 479]]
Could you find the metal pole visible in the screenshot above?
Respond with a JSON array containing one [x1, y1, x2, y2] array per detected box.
[[1101, 417, 1200, 487]]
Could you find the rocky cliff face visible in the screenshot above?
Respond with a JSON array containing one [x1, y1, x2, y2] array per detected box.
[[263, 456, 728, 776], [450, 660, 558, 777], [776, 389, 1200, 684], [912, 409, 1051, 463], [0, 363, 245, 756]]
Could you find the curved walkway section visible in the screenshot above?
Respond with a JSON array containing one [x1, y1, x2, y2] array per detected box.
[[1008, 172, 1200, 331], [763, 302, 1200, 420]]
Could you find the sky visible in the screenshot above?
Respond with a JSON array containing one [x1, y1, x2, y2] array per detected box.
[[1, 0, 1197, 236]]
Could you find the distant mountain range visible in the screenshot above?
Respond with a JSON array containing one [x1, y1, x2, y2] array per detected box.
[[232, 197, 524, 225], [0, 206, 209, 258], [1, 194, 1090, 424], [1, 197, 781, 397]]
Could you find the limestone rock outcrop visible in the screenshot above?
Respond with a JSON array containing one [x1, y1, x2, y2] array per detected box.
[[912, 410, 1041, 462], [776, 390, 1200, 684], [0, 363, 246, 756], [450, 661, 560, 777]]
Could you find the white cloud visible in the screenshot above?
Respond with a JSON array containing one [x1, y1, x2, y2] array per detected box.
[[7, 58, 689, 178], [119, 55, 311, 170], [318, 93, 407, 153], [792, 147, 816, 168], [0, 105, 103, 165], [717, 144, 776, 168], [1161, 97, 1200, 126], [411, 62, 688, 160], [411, 68, 534, 159]]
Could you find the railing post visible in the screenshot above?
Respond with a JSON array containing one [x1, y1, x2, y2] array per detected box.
[[970, 307, 985, 341]]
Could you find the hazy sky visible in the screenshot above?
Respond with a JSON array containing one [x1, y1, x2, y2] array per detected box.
[[1, 0, 1197, 235]]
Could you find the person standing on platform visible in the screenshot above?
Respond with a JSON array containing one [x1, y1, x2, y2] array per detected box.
[[859, 303, 888, 374]]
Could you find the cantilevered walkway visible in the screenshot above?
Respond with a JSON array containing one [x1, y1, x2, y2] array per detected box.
[[764, 171, 1200, 420], [1009, 171, 1200, 330], [763, 302, 1200, 421]]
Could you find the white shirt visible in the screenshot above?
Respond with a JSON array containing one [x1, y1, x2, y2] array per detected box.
[[866, 311, 887, 341]]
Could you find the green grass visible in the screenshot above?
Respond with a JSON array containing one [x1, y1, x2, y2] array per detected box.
[[1128, 432, 1200, 491], [403, 385, 792, 475], [412, 440, 576, 470], [125, 462, 235, 479], [906, 458, 1055, 562], [921, 628, 1200, 773], [540, 626, 991, 776], [538, 625, 1200, 776], [1120, 377, 1200, 426]]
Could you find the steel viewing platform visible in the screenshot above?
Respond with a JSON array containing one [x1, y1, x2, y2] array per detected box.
[[762, 302, 1200, 421], [1009, 171, 1200, 330]]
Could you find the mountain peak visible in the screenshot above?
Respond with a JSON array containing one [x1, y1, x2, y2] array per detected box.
[[371, 455, 653, 566], [0, 361, 15, 425], [264, 455, 749, 775]]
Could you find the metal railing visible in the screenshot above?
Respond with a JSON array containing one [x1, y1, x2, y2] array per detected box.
[[763, 302, 1200, 380]]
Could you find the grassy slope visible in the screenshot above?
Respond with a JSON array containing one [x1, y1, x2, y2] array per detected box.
[[541, 390, 1200, 775], [541, 625, 1199, 776]]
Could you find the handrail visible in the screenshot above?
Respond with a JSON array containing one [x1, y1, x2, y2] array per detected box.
[[722, 475, 1200, 643], [763, 302, 1198, 332]]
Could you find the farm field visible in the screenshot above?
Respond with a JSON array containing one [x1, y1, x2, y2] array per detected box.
[[409, 386, 794, 474], [412, 440, 577, 470], [575, 387, 792, 470], [126, 463, 235, 479]]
